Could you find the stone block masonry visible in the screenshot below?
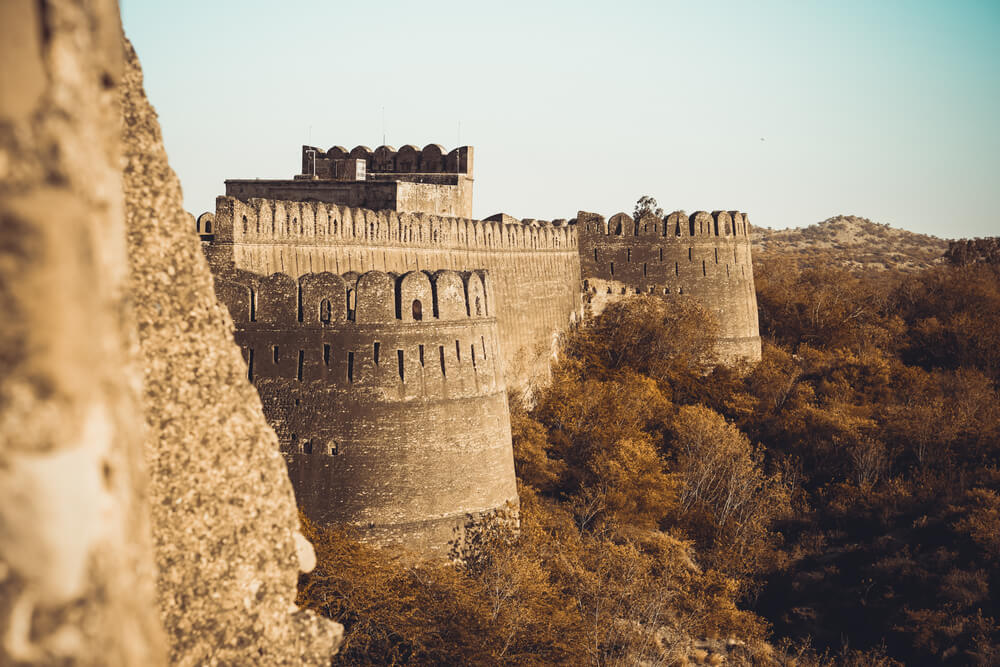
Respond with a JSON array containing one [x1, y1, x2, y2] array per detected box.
[[201, 142, 764, 559], [213, 269, 518, 556], [207, 196, 584, 388], [577, 210, 762, 364]]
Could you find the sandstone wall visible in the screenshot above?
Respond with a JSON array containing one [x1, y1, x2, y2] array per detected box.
[[208, 197, 584, 386], [214, 269, 518, 556], [578, 210, 761, 363], [121, 40, 342, 665], [0, 1, 166, 663]]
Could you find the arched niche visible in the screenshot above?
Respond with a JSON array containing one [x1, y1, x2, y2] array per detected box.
[[300, 272, 347, 324], [398, 271, 434, 321]]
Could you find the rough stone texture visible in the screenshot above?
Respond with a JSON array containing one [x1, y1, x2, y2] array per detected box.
[[0, 1, 166, 664], [120, 41, 342, 664], [212, 269, 518, 556], [578, 210, 762, 364], [205, 197, 584, 388]]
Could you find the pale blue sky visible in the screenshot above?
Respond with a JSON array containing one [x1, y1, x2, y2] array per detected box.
[[121, 0, 999, 237]]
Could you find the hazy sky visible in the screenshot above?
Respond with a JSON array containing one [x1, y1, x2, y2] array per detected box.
[[121, 0, 999, 237]]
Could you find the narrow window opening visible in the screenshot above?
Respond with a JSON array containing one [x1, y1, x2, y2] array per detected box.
[[621, 287, 627, 295], [627, 248, 632, 262], [688, 247, 692, 261], [373, 342, 380, 366], [249, 288, 257, 322], [297, 284, 303, 322], [593, 248, 598, 262], [455, 340, 461, 362], [481, 336, 487, 360], [659, 247, 663, 262], [247, 348, 254, 382], [273, 346, 279, 363], [412, 299, 422, 321], [347, 351, 354, 383], [475, 296, 482, 316], [664, 287, 670, 294], [643, 263, 647, 277], [291, 433, 297, 448], [715, 248, 719, 263], [297, 350, 304, 381], [675, 262, 679, 276], [583, 279, 589, 291], [397, 350, 405, 382], [439, 345, 447, 377], [702, 260, 707, 276], [320, 299, 332, 324], [302, 440, 313, 454], [689, 219, 695, 235], [418, 344, 425, 367], [241, 215, 248, 233], [607, 287, 612, 294], [346, 288, 355, 321], [727, 264, 731, 276], [323, 344, 330, 366], [328, 441, 339, 456], [610, 261, 615, 276], [471, 344, 477, 368]]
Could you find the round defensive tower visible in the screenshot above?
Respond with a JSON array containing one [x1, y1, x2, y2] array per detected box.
[[213, 268, 517, 557], [576, 210, 761, 363]]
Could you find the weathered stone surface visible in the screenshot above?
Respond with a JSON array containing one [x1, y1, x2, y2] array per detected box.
[[205, 197, 584, 388], [212, 268, 519, 556], [0, 1, 166, 664], [578, 210, 762, 364], [120, 41, 343, 664]]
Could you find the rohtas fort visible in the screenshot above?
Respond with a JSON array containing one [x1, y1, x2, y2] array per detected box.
[[200, 143, 761, 555]]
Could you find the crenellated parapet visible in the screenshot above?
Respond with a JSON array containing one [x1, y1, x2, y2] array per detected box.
[[213, 267, 517, 555], [215, 268, 502, 395], [302, 144, 473, 178], [211, 196, 576, 252], [582, 210, 752, 238], [577, 210, 761, 363]]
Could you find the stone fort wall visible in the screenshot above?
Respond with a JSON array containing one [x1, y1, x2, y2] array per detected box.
[[213, 268, 517, 556], [577, 210, 761, 363], [208, 196, 584, 386]]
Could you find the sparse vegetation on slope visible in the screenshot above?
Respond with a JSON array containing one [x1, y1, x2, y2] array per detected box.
[[753, 215, 949, 272]]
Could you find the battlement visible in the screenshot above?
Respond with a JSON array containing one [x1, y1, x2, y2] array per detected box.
[[217, 268, 494, 328], [576, 210, 761, 364], [302, 144, 473, 178], [210, 196, 577, 252], [579, 210, 751, 238], [213, 267, 517, 554]]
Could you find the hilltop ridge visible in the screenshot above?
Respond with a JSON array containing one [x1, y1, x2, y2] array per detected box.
[[752, 215, 949, 271]]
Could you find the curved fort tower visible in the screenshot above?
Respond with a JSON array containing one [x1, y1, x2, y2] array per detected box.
[[577, 210, 761, 363], [213, 268, 517, 556], [203, 142, 762, 555]]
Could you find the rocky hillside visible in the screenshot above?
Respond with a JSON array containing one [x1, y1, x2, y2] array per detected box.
[[752, 215, 949, 272]]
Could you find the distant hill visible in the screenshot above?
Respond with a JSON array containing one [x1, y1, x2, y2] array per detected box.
[[752, 215, 949, 272]]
